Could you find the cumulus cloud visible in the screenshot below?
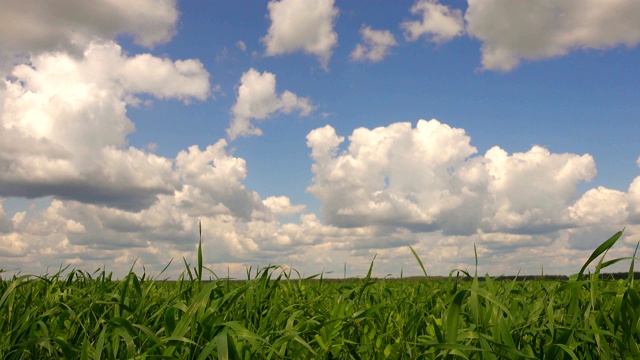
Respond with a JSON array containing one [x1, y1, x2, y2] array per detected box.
[[350, 26, 398, 63], [18, 139, 272, 267], [479, 145, 596, 234], [263, 196, 306, 216], [0, 0, 354, 278], [0, 0, 178, 56], [307, 120, 477, 231], [1, 171, 312, 277], [465, 0, 640, 71], [227, 68, 313, 139], [0, 233, 28, 257], [118, 54, 210, 102], [2, 117, 640, 278], [569, 187, 628, 227], [0, 41, 210, 210], [402, 0, 464, 44], [565, 186, 629, 250], [301, 120, 640, 274], [175, 141, 265, 219], [307, 119, 597, 239], [262, 0, 339, 69]]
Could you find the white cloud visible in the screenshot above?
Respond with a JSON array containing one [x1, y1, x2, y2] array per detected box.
[[307, 120, 596, 238], [262, 0, 339, 69], [465, 0, 640, 71], [175, 141, 265, 219], [0, 41, 210, 210], [0, 170, 310, 277], [402, 0, 464, 44], [479, 145, 596, 234], [0, 0, 178, 55], [263, 196, 306, 216], [569, 186, 628, 226], [1, 116, 638, 279], [307, 120, 478, 230], [227, 68, 313, 139], [350, 26, 398, 63], [118, 54, 210, 102], [565, 186, 629, 250], [306, 124, 344, 163], [0, 137, 277, 273], [5, 188, 635, 279], [301, 120, 636, 274], [0, 233, 28, 257]]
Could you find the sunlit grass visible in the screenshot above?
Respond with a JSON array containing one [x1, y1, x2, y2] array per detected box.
[[1, 229, 639, 359]]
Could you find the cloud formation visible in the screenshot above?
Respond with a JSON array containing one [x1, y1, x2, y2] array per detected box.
[[175, 141, 265, 220], [263, 196, 307, 216], [1, 118, 639, 279], [402, 0, 464, 44], [0, 0, 178, 55], [350, 26, 398, 63], [262, 0, 339, 69], [228, 68, 313, 139], [307, 120, 597, 238], [0, 134, 312, 275], [307, 120, 477, 231], [399, 0, 640, 71], [1, 0, 639, 279], [465, 0, 640, 71], [0, 41, 210, 210]]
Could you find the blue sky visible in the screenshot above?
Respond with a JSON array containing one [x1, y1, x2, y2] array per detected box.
[[1, 0, 640, 278]]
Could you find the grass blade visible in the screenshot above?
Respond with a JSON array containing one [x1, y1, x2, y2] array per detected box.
[[409, 246, 428, 278], [577, 229, 623, 280]]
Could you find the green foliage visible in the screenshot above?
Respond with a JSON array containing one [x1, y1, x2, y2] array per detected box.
[[1, 229, 639, 359]]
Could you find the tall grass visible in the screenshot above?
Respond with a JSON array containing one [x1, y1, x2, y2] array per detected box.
[[1, 230, 638, 359]]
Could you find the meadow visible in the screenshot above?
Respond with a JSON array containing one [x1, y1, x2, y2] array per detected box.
[[1, 229, 639, 359]]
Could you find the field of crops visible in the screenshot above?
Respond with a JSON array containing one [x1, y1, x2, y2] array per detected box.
[[1, 230, 639, 359]]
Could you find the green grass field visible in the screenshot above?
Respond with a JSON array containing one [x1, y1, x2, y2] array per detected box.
[[1, 230, 639, 359]]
